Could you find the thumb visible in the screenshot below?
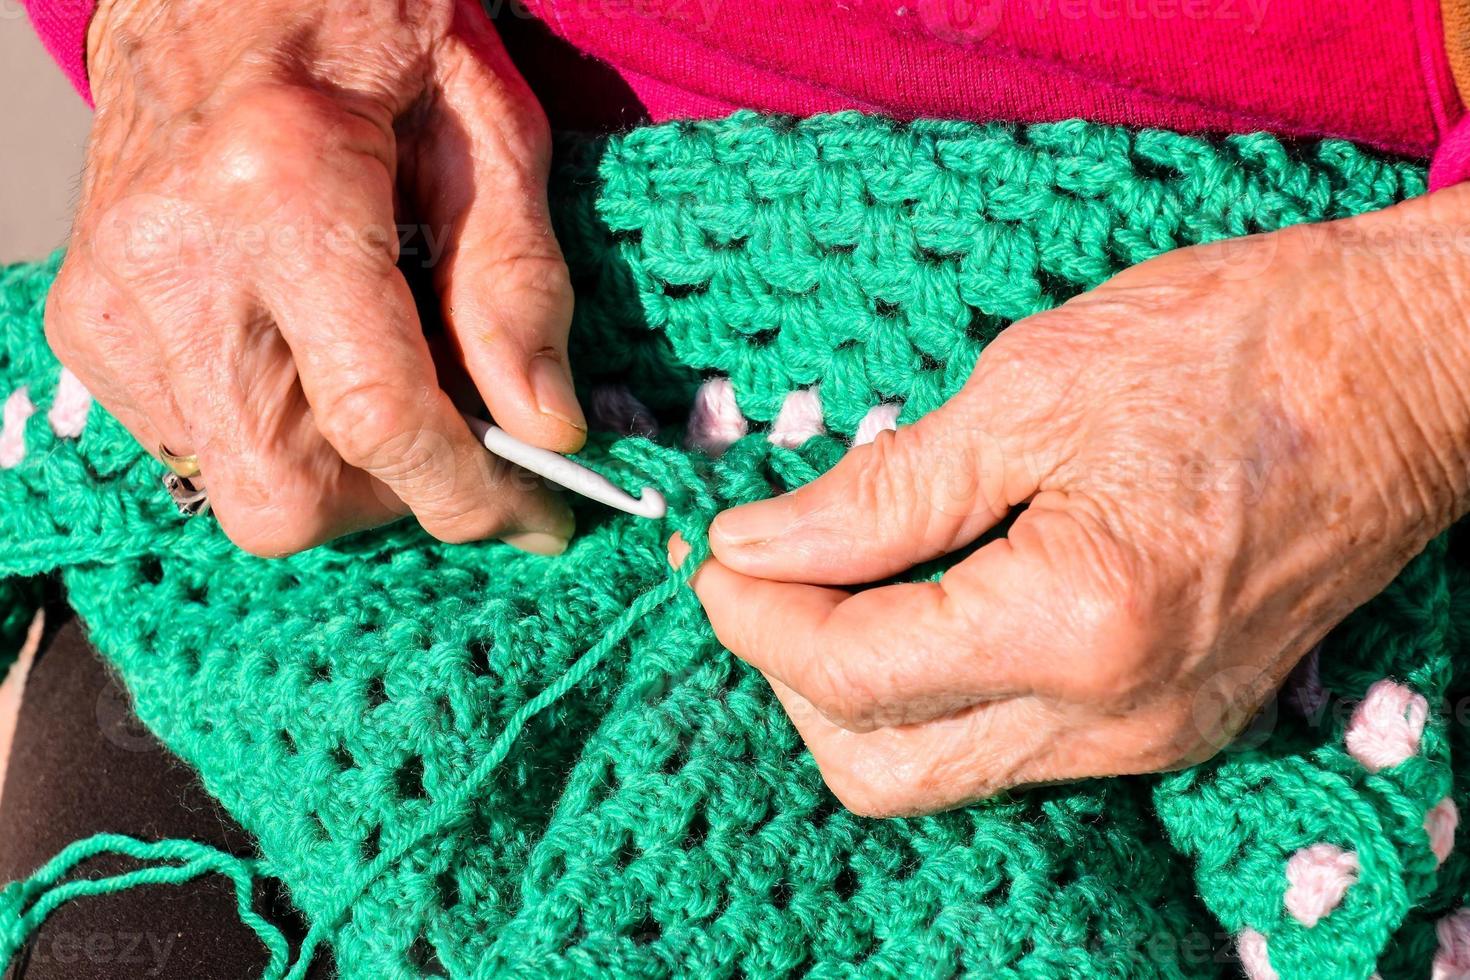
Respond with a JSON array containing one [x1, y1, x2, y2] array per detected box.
[[413, 3, 585, 452], [710, 397, 1039, 584]]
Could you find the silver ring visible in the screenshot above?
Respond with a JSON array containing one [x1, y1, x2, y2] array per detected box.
[[162, 472, 211, 518]]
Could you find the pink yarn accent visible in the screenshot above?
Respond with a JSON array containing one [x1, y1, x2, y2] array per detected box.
[[1237, 929, 1279, 980], [47, 367, 92, 438], [1283, 844, 1359, 927], [1427, 798, 1460, 867], [686, 378, 748, 456], [589, 384, 658, 438], [1434, 909, 1470, 980], [768, 389, 826, 449], [1345, 679, 1430, 773], [0, 388, 37, 470], [852, 403, 902, 447]]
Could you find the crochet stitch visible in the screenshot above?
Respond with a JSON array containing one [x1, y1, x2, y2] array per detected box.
[[0, 111, 1465, 978]]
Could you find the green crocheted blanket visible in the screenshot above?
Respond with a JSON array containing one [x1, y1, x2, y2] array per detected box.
[[0, 112, 1465, 979]]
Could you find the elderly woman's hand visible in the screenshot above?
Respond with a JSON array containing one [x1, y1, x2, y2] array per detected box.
[[46, 0, 582, 556], [676, 187, 1470, 816]]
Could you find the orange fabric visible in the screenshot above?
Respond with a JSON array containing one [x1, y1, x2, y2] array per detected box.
[[1445, 0, 1470, 100]]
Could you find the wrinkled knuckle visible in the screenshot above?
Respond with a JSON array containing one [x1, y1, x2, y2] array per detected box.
[[1076, 643, 1153, 707], [200, 89, 329, 191], [1131, 705, 1206, 773], [493, 220, 567, 267], [511, 250, 572, 291], [497, 252, 573, 321], [346, 222, 403, 277], [204, 131, 279, 190], [424, 500, 516, 546], [1081, 651, 1160, 711], [805, 656, 883, 732], [1071, 582, 1162, 707], [316, 383, 419, 471], [88, 194, 201, 284], [846, 430, 915, 519]]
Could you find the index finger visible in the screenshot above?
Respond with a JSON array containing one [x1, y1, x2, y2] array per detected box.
[[267, 251, 573, 551], [677, 498, 1144, 731], [679, 546, 1025, 731]]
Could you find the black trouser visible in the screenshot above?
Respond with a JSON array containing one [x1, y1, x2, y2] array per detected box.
[[0, 607, 331, 980]]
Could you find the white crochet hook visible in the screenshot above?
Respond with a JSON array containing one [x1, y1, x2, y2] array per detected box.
[[463, 416, 667, 520]]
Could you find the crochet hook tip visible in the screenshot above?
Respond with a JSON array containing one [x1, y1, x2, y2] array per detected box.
[[630, 487, 668, 521], [463, 415, 667, 521]]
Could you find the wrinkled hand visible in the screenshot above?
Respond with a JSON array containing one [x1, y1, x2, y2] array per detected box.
[[48, 0, 582, 555], [676, 188, 1470, 816]]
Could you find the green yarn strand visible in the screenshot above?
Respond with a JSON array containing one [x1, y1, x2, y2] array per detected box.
[[286, 543, 708, 980], [0, 834, 289, 977], [0, 542, 708, 980]]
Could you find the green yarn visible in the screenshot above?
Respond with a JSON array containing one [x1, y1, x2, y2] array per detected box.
[[0, 834, 289, 975], [586, 114, 1424, 433], [284, 530, 713, 980], [0, 112, 1459, 978]]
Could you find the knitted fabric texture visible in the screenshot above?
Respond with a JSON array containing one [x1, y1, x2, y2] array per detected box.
[[0, 111, 1466, 978]]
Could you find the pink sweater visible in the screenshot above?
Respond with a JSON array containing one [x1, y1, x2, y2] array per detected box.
[[23, 0, 1470, 186]]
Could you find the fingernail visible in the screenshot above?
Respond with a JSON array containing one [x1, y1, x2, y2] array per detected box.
[[504, 499, 574, 557], [530, 352, 587, 433], [504, 530, 570, 557], [667, 532, 691, 569], [711, 493, 798, 546]]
